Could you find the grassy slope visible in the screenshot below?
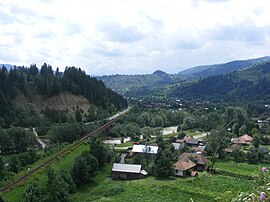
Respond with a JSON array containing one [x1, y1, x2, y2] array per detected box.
[[70, 161, 266, 202], [3, 143, 89, 202], [3, 142, 268, 202]]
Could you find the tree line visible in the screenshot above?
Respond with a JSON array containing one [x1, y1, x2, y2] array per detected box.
[[0, 63, 127, 128]]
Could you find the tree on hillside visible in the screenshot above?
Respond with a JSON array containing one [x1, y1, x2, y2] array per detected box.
[[181, 116, 197, 130], [152, 149, 173, 178], [142, 126, 154, 140], [9, 155, 22, 173], [23, 180, 47, 202], [75, 108, 82, 122], [221, 107, 249, 136], [60, 170, 76, 194], [252, 133, 261, 149], [141, 112, 151, 126], [46, 168, 69, 202], [206, 130, 230, 159], [123, 123, 141, 141], [71, 151, 98, 185], [0, 157, 4, 178]]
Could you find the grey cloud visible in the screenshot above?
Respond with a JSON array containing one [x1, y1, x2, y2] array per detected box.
[[34, 30, 55, 39], [9, 4, 37, 17], [65, 23, 83, 36], [0, 46, 20, 62], [94, 47, 124, 57], [96, 19, 143, 43], [174, 39, 202, 50], [213, 24, 269, 45]]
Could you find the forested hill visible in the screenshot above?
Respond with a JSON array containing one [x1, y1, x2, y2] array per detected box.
[[177, 56, 270, 79], [97, 70, 176, 96], [0, 63, 127, 127], [171, 62, 270, 101]]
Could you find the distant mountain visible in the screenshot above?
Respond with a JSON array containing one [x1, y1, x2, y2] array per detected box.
[[172, 61, 270, 102], [177, 56, 270, 79], [0, 64, 13, 70], [97, 56, 270, 99], [97, 70, 177, 96]]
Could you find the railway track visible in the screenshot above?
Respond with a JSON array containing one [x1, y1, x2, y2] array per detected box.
[[1, 117, 120, 193]]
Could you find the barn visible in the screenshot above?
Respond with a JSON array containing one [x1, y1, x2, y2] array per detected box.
[[112, 163, 148, 180]]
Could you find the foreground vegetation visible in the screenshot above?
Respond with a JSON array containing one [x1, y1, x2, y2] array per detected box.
[[71, 161, 265, 202]]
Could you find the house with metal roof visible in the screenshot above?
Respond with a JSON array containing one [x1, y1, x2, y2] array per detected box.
[[172, 142, 185, 150], [132, 145, 159, 154], [112, 163, 148, 180]]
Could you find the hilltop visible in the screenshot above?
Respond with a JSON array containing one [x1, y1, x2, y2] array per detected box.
[[97, 56, 270, 98], [0, 63, 127, 127], [171, 61, 270, 102]]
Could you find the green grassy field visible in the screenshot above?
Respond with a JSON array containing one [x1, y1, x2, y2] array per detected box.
[[69, 161, 258, 202], [2, 143, 90, 202]]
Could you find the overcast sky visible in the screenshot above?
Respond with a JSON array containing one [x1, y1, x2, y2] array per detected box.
[[0, 0, 270, 75]]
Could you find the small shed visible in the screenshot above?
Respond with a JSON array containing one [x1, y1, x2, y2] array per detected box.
[[172, 142, 185, 150], [112, 163, 147, 180]]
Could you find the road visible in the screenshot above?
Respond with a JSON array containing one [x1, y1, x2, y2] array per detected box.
[[193, 133, 208, 140], [107, 107, 131, 121]]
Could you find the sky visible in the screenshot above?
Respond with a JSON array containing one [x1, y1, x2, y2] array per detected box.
[[0, 0, 270, 75]]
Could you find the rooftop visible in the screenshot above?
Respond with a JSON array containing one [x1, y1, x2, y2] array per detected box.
[[132, 145, 159, 154], [112, 163, 142, 173], [173, 159, 196, 171], [178, 153, 208, 165]]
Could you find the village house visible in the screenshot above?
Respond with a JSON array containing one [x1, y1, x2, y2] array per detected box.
[[174, 135, 203, 148], [112, 163, 148, 180], [173, 158, 196, 177], [231, 134, 253, 145], [178, 153, 209, 171]]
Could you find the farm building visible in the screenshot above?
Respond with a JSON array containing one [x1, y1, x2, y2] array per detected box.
[[112, 163, 148, 180]]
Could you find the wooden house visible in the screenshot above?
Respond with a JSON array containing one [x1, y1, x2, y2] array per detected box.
[[173, 158, 196, 177], [178, 153, 208, 171]]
